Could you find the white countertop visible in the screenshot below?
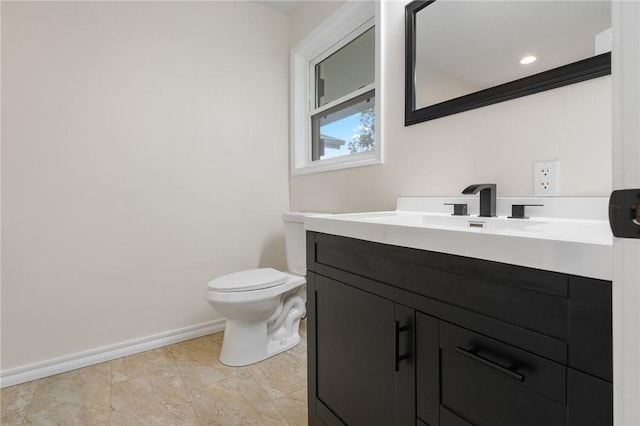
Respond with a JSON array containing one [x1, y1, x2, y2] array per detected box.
[[305, 197, 613, 281]]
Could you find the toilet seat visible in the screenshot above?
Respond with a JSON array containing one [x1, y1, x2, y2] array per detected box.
[[208, 268, 288, 292], [206, 272, 305, 305]]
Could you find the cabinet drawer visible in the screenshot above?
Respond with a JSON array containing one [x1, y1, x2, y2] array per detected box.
[[439, 322, 567, 426]]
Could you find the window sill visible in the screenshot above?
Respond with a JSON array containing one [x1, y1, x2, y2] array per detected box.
[[291, 151, 382, 176]]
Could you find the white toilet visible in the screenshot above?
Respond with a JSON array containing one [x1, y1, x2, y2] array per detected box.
[[205, 212, 316, 366]]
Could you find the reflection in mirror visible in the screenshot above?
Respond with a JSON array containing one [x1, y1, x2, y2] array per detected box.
[[405, 0, 611, 125]]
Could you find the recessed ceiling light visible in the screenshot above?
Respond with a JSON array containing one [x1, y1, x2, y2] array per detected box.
[[520, 55, 537, 65]]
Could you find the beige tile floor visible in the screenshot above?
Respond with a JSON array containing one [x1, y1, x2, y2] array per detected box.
[[1, 321, 308, 426]]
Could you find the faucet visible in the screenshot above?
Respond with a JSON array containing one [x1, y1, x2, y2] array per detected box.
[[462, 184, 497, 217]]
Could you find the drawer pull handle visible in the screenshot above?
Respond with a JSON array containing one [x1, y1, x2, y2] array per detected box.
[[455, 346, 525, 382], [394, 320, 410, 372]]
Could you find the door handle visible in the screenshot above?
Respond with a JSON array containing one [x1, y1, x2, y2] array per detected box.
[[456, 346, 525, 382], [394, 320, 410, 372], [609, 189, 640, 238]]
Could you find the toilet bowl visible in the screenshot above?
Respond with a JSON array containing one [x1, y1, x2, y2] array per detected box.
[[205, 212, 320, 366]]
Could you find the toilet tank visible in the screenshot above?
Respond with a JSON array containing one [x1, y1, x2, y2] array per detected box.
[[282, 212, 323, 276]]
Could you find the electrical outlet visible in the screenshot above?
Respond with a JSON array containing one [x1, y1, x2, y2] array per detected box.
[[534, 160, 559, 196]]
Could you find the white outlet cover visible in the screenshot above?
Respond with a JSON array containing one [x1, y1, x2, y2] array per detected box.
[[534, 160, 560, 196]]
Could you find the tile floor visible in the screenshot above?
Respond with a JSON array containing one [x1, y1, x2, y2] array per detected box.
[[0, 321, 308, 425]]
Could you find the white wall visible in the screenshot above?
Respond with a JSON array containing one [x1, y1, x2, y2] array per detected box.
[[1, 2, 289, 372], [289, 1, 612, 213], [290, 0, 344, 47]]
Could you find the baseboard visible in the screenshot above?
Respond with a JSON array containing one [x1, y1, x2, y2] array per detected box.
[[0, 318, 226, 389]]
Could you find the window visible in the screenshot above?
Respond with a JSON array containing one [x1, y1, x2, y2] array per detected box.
[[291, 2, 380, 175], [312, 90, 375, 160]]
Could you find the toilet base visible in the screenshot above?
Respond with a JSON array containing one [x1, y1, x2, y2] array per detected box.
[[219, 317, 302, 367], [208, 274, 307, 367]]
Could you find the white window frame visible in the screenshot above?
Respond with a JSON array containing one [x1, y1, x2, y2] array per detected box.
[[290, 1, 382, 176]]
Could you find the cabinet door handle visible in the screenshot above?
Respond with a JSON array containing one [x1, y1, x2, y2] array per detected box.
[[455, 346, 525, 382], [394, 320, 410, 372]]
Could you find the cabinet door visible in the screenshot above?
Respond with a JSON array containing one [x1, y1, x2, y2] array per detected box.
[[314, 274, 413, 426], [416, 313, 440, 426]]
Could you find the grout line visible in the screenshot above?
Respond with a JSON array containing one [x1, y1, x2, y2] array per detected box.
[[108, 361, 113, 426], [169, 340, 203, 426], [270, 395, 294, 426], [19, 376, 43, 425], [244, 370, 289, 424]]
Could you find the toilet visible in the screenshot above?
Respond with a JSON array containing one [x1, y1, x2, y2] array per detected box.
[[205, 212, 318, 366]]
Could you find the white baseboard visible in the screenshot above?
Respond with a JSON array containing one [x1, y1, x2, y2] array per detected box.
[[0, 319, 226, 389]]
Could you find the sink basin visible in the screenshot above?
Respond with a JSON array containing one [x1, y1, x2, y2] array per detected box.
[[304, 198, 612, 280], [330, 211, 611, 244], [358, 212, 549, 231]]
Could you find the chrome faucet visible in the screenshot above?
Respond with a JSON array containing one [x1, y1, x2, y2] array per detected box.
[[462, 184, 497, 217]]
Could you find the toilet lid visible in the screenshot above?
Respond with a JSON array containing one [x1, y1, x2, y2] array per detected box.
[[207, 268, 288, 292]]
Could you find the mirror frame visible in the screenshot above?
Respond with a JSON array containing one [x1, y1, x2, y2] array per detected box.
[[405, 0, 612, 126]]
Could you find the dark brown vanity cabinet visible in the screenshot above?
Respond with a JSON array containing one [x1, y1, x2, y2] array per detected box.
[[306, 232, 612, 426], [311, 275, 415, 425]]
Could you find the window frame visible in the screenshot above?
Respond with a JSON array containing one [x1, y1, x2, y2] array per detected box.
[[290, 1, 382, 176]]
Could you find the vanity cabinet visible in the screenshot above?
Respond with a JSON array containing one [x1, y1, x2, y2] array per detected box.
[[312, 275, 415, 425], [306, 232, 612, 426]]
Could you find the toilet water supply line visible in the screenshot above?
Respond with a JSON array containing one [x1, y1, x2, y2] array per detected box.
[[267, 295, 306, 343]]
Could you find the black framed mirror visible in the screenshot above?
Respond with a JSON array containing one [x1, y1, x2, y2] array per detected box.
[[405, 0, 612, 126]]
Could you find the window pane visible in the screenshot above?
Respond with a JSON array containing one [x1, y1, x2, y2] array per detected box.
[[311, 92, 375, 161], [315, 27, 375, 108]]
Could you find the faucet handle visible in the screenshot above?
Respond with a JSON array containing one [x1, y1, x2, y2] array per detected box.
[[509, 204, 543, 219], [444, 203, 469, 216]]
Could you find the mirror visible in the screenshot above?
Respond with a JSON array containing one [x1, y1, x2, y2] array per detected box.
[[405, 0, 611, 125]]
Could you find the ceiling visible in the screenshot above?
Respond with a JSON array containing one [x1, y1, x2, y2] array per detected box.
[[253, 0, 300, 16]]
